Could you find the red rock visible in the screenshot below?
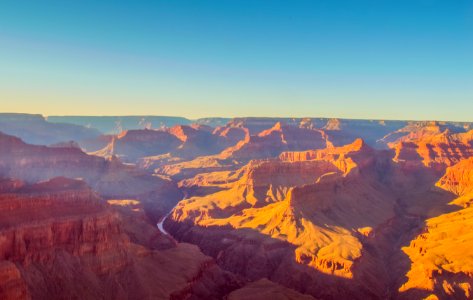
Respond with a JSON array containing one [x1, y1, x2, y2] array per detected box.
[[0, 261, 30, 300], [391, 129, 473, 172], [0, 177, 240, 299], [0, 131, 181, 222]]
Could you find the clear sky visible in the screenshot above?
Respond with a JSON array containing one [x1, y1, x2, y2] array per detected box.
[[0, 0, 472, 121]]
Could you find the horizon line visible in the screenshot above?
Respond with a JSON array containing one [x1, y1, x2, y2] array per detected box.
[[1, 112, 472, 124]]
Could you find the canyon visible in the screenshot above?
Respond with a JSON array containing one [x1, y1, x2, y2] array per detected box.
[[1, 113, 473, 299]]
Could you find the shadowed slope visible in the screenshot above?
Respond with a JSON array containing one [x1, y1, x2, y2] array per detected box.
[[0, 177, 242, 299], [0, 131, 181, 222]]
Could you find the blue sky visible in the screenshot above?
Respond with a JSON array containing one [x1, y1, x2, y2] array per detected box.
[[0, 0, 472, 120]]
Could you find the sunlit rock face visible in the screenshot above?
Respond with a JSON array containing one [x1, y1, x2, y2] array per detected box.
[[436, 157, 473, 200], [151, 122, 330, 181], [397, 157, 473, 299], [150, 118, 409, 182], [165, 125, 473, 299], [2, 116, 473, 299], [388, 127, 473, 171], [167, 140, 401, 299]]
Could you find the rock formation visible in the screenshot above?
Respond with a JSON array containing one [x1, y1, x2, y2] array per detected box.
[[0, 177, 240, 299], [0, 131, 181, 222], [399, 158, 473, 299], [2, 116, 473, 299], [166, 140, 400, 299]]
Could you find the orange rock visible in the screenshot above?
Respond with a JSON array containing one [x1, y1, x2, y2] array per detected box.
[[167, 140, 397, 299]]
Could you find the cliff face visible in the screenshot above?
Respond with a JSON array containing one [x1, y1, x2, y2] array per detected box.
[[96, 125, 245, 170], [390, 129, 473, 172], [396, 157, 473, 299], [219, 122, 328, 161], [0, 261, 30, 300], [400, 207, 473, 299], [166, 140, 401, 299], [0, 177, 240, 300], [279, 138, 374, 174], [168, 125, 240, 158], [0, 131, 181, 221], [220, 117, 407, 144], [0, 177, 127, 299], [379, 121, 467, 146], [4, 117, 473, 299], [165, 132, 473, 299], [93, 129, 182, 162], [154, 119, 397, 182], [436, 157, 473, 199], [321, 118, 407, 147]]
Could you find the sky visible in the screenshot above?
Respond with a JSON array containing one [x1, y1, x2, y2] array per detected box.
[[0, 0, 472, 121]]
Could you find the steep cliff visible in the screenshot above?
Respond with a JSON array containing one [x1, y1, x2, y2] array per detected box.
[[0, 131, 181, 221], [390, 129, 473, 172], [219, 122, 328, 160], [166, 140, 400, 299], [0, 177, 240, 299], [398, 158, 473, 299]]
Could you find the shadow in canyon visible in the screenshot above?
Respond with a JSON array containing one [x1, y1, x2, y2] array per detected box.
[[165, 162, 467, 299]]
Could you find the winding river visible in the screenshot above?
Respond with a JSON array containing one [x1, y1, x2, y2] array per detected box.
[[156, 206, 175, 235], [157, 194, 187, 236]]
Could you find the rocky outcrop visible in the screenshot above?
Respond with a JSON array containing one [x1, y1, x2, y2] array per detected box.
[[0, 177, 241, 299], [4, 116, 473, 299], [212, 125, 247, 144], [219, 122, 328, 161], [391, 129, 473, 172], [166, 140, 399, 299], [97, 125, 245, 170], [379, 121, 467, 146], [395, 157, 473, 299], [169, 125, 239, 158], [0, 131, 181, 222], [0, 177, 127, 298], [279, 138, 374, 175], [156, 120, 400, 181], [436, 157, 473, 201], [92, 129, 182, 162], [0, 261, 30, 300], [400, 206, 473, 299], [320, 118, 407, 147]]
